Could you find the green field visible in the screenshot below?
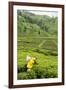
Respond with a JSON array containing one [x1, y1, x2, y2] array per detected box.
[[17, 10, 58, 80]]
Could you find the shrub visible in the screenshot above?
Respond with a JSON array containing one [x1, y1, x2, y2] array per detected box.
[[18, 64, 27, 73], [18, 72, 28, 79], [45, 67, 58, 78], [18, 70, 37, 80], [33, 48, 58, 56], [18, 65, 58, 79], [33, 65, 58, 78], [33, 66, 46, 78], [27, 70, 37, 79]]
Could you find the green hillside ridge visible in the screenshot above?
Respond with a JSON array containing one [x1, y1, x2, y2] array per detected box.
[[17, 10, 58, 38]]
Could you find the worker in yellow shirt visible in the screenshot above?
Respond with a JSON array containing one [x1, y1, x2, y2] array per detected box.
[[26, 55, 37, 71]]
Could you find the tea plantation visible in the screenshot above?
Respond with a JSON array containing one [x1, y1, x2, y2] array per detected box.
[[17, 10, 58, 79]]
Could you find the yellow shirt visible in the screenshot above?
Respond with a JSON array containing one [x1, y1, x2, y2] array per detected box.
[[27, 59, 34, 69]]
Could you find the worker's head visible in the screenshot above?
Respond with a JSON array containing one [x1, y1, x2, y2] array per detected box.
[[31, 57, 37, 64]]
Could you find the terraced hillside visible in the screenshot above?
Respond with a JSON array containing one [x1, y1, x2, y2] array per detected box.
[[17, 10, 58, 80]]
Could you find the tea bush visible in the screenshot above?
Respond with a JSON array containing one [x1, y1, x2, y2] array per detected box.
[[18, 65, 58, 79], [18, 72, 28, 79], [18, 64, 27, 73]]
